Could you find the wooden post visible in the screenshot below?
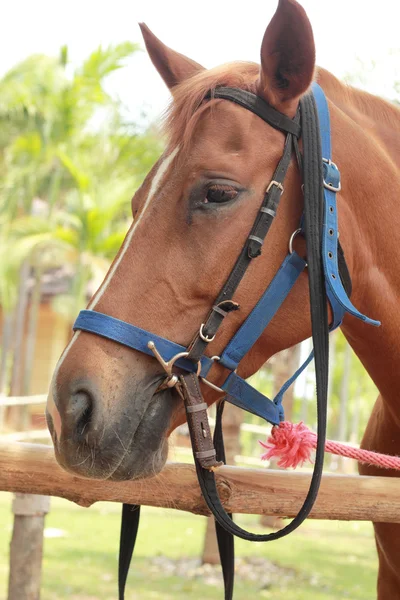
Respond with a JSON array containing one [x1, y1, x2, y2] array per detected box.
[[5, 265, 50, 600], [271, 345, 301, 422], [8, 493, 50, 600], [201, 518, 220, 565]]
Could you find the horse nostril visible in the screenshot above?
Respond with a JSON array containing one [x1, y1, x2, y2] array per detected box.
[[69, 390, 93, 439]]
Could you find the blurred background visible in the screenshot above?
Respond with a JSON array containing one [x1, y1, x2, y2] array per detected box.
[[0, 0, 398, 598]]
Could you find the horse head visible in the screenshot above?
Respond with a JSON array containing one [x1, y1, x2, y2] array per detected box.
[[46, 0, 321, 480]]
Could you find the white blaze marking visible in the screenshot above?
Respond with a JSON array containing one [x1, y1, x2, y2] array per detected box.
[[50, 147, 179, 388], [89, 146, 179, 309]]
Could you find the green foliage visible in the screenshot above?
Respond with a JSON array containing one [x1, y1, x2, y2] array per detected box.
[[0, 41, 163, 320]]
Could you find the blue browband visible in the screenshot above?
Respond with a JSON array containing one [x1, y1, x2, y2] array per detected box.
[[73, 83, 379, 427]]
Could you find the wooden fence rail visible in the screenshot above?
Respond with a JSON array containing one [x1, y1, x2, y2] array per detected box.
[[0, 441, 399, 523], [0, 394, 47, 407]]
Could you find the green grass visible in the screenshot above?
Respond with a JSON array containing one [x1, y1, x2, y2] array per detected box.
[[0, 492, 378, 599]]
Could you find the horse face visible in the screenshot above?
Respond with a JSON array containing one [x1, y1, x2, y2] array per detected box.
[[46, 0, 316, 480]]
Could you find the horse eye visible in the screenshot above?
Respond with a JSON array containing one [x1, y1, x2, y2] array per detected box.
[[204, 185, 238, 204]]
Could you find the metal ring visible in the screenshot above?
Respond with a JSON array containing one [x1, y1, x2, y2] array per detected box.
[[266, 180, 284, 194], [199, 323, 215, 343], [200, 377, 224, 393], [168, 351, 202, 377], [288, 228, 303, 254]]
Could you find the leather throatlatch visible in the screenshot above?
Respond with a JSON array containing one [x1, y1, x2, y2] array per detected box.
[[176, 373, 223, 471]]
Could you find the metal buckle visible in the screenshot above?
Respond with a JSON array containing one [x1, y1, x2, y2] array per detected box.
[[266, 180, 284, 194], [322, 158, 341, 192], [199, 323, 215, 343], [148, 341, 201, 389]]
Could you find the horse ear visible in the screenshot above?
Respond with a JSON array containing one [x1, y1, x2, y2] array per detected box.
[[139, 23, 204, 90], [257, 0, 315, 114]]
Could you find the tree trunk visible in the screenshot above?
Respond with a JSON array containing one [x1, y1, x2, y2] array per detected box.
[[271, 345, 301, 422], [7, 494, 50, 600], [201, 403, 242, 564], [0, 312, 13, 393], [23, 268, 43, 405], [350, 384, 361, 445], [8, 261, 30, 429], [335, 343, 351, 472], [220, 403, 243, 465], [261, 346, 299, 529], [202, 518, 220, 565], [0, 312, 14, 430]]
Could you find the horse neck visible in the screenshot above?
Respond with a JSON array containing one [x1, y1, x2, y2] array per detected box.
[[322, 71, 400, 416]]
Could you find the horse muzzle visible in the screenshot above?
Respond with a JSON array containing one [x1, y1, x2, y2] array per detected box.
[[46, 374, 176, 480]]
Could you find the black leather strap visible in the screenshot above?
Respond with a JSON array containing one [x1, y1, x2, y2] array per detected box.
[[209, 88, 301, 138], [118, 504, 141, 600], [183, 90, 329, 544], [213, 400, 234, 600]]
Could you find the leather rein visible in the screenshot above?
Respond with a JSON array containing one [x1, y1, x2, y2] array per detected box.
[[73, 83, 379, 600]]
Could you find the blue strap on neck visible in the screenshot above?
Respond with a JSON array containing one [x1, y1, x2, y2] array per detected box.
[[312, 82, 380, 328]]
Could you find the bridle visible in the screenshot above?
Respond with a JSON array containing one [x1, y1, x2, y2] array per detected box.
[[73, 82, 379, 600]]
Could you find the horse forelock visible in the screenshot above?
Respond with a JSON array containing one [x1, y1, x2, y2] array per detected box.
[[163, 62, 260, 150]]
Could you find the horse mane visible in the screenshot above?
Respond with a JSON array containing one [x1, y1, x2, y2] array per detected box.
[[317, 67, 400, 127], [163, 62, 400, 150], [163, 62, 259, 149]]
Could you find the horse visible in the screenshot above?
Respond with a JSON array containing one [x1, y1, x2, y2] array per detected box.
[[46, 0, 400, 597]]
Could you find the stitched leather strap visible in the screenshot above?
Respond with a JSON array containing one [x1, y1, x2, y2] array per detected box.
[[177, 373, 223, 470], [209, 87, 301, 137], [213, 400, 234, 600]]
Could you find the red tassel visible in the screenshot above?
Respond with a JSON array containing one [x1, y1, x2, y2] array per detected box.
[[260, 421, 316, 468], [261, 421, 400, 471]]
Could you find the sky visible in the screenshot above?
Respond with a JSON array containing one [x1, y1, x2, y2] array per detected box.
[[2, 0, 399, 124]]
